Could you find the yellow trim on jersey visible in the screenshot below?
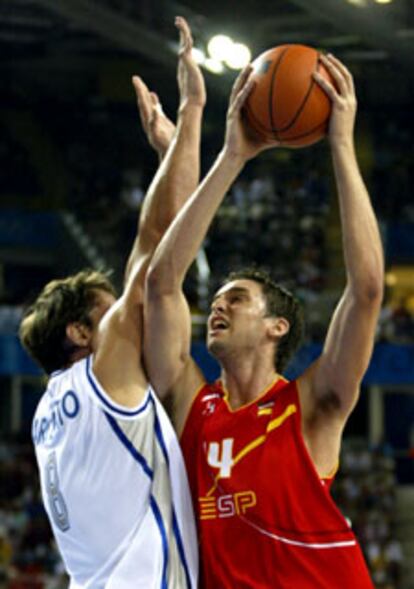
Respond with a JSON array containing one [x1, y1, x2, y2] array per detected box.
[[221, 374, 288, 413], [232, 435, 267, 470], [206, 403, 297, 497], [257, 407, 273, 416], [266, 404, 297, 433]]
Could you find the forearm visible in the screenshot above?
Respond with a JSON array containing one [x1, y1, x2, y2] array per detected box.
[[139, 105, 203, 237], [332, 139, 384, 299], [137, 104, 203, 245], [125, 105, 203, 282], [148, 149, 245, 292]]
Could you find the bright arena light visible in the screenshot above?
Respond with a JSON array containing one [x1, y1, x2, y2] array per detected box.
[[224, 42, 251, 70], [207, 34, 234, 62], [204, 57, 225, 74], [191, 47, 206, 65], [374, 0, 393, 3]]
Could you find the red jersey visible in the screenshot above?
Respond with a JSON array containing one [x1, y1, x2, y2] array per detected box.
[[181, 378, 374, 589]]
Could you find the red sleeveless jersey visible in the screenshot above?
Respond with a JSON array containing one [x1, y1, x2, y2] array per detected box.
[[181, 378, 374, 589]]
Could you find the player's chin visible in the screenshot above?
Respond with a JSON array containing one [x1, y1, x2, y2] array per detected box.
[[207, 337, 226, 357]]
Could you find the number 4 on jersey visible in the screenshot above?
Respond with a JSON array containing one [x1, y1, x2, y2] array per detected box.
[[207, 438, 234, 478]]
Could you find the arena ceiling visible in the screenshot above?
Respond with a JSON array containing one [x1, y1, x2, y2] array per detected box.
[[2, 0, 414, 113]]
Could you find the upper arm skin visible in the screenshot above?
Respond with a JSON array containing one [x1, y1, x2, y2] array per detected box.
[[92, 266, 150, 409], [301, 284, 382, 419], [144, 284, 205, 432], [297, 286, 382, 475]]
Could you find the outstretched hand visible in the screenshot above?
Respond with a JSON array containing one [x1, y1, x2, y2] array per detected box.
[[132, 76, 176, 157], [223, 65, 280, 162], [313, 54, 357, 146], [175, 16, 206, 111]]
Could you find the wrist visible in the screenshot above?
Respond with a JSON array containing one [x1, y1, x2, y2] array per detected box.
[[329, 130, 354, 149], [218, 147, 248, 170], [178, 101, 205, 115], [330, 136, 355, 156]]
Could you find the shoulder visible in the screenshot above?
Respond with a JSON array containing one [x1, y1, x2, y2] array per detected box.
[[85, 355, 152, 419], [265, 376, 298, 405], [189, 381, 223, 414], [180, 381, 222, 441]]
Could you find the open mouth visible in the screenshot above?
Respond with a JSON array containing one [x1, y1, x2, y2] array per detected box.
[[210, 318, 229, 332]]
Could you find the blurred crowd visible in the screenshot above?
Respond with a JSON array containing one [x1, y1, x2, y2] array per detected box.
[[2, 92, 414, 345], [0, 438, 66, 589], [333, 442, 404, 589], [1, 152, 414, 343]]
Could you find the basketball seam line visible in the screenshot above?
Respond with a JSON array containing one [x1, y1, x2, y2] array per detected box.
[[276, 51, 322, 134], [284, 120, 326, 142], [243, 107, 327, 142], [269, 46, 289, 141]]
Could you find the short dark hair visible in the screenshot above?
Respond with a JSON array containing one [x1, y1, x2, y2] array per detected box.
[[222, 267, 304, 373], [19, 270, 116, 374]]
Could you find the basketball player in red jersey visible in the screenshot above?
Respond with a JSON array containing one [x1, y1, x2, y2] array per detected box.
[[144, 55, 383, 588]]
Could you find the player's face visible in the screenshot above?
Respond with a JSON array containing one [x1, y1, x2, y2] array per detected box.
[[207, 279, 269, 358], [65, 289, 116, 364]]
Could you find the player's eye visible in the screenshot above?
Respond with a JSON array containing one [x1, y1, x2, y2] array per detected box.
[[230, 295, 242, 303]]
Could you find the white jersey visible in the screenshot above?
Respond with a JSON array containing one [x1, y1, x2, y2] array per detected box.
[[32, 356, 198, 589]]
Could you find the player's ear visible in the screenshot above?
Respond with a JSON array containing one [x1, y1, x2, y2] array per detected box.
[[66, 322, 92, 347], [267, 317, 290, 340]]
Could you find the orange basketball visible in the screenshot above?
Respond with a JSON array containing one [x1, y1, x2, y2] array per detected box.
[[243, 45, 334, 148]]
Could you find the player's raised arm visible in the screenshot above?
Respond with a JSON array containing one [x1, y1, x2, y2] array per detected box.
[[123, 16, 206, 291], [145, 65, 278, 431], [298, 55, 384, 467], [93, 17, 206, 406]]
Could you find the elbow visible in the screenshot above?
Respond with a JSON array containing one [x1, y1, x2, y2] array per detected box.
[[146, 258, 179, 298], [350, 271, 384, 307], [146, 260, 166, 297], [365, 262, 385, 303]]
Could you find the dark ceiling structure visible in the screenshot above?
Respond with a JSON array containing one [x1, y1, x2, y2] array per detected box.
[[2, 0, 414, 110]]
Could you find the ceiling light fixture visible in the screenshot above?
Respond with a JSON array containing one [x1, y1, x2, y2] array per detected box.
[[207, 35, 234, 62], [346, 0, 368, 6], [224, 42, 251, 70], [204, 57, 225, 74]]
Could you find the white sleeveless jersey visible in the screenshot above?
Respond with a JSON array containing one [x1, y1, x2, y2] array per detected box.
[[32, 356, 198, 589]]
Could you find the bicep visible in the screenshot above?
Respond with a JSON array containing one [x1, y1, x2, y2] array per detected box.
[[308, 287, 381, 417], [93, 299, 148, 407]]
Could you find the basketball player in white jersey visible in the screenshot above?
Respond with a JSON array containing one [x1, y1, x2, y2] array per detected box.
[[19, 17, 204, 589]]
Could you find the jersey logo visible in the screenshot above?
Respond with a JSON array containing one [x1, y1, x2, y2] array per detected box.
[[207, 438, 234, 478], [201, 393, 220, 416], [199, 491, 256, 520], [257, 400, 274, 416]]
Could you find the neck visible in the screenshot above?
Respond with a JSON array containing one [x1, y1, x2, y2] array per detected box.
[[220, 355, 280, 410], [69, 346, 91, 365]]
